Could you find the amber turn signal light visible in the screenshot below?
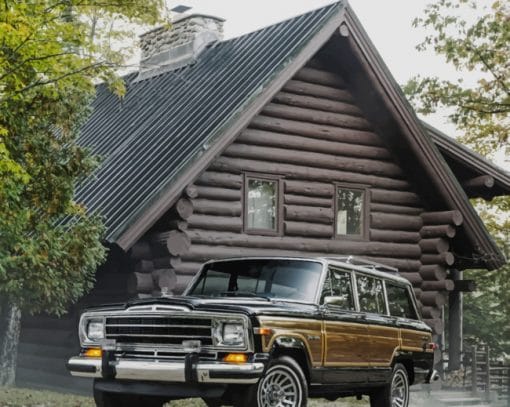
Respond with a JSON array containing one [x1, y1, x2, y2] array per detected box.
[[84, 348, 102, 358], [223, 353, 248, 363], [254, 327, 273, 336]]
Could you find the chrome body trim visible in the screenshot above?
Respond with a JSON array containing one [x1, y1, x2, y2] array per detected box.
[[67, 357, 264, 384]]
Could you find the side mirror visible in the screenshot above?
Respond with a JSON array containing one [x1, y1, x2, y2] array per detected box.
[[323, 296, 345, 306]]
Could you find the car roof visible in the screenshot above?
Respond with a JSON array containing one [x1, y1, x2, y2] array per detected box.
[[204, 256, 411, 286]]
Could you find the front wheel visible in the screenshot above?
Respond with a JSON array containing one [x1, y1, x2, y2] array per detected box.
[[370, 363, 409, 407], [235, 355, 308, 407]]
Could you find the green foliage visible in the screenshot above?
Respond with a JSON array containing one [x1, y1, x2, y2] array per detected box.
[[405, 0, 510, 356], [0, 1, 165, 315]]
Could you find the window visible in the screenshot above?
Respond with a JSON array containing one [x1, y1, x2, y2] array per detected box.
[[321, 268, 354, 310], [335, 185, 366, 238], [356, 274, 386, 314], [386, 283, 418, 319], [245, 175, 279, 233]]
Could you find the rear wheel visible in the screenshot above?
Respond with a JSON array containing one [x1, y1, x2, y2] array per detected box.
[[370, 363, 409, 407]]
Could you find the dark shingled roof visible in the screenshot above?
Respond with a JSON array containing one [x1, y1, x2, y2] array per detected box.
[[75, 2, 342, 242]]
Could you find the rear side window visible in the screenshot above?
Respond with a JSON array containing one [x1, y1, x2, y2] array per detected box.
[[356, 274, 386, 314], [386, 283, 418, 319]]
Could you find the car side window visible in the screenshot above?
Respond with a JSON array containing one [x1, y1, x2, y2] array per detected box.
[[356, 274, 386, 314], [386, 283, 418, 319], [321, 268, 354, 310]]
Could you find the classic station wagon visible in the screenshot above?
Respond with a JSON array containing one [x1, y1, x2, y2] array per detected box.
[[67, 256, 437, 407]]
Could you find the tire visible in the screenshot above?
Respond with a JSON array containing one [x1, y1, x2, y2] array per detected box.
[[370, 363, 409, 407], [93, 388, 166, 407], [235, 355, 308, 407]]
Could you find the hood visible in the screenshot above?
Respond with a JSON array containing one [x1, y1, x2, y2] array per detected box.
[[85, 295, 320, 319]]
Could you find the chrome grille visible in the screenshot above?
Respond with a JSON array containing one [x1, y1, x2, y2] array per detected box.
[[105, 315, 213, 346]]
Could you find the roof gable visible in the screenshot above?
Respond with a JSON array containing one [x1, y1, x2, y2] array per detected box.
[[77, 1, 507, 269]]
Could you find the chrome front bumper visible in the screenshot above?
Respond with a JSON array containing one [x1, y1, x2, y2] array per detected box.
[[67, 356, 265, 384]]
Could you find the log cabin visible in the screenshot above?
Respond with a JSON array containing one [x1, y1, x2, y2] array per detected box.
[[16, 1, 510, 393]]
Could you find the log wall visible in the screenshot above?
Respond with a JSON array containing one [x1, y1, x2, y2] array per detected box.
[[129, 63, 462, 337]]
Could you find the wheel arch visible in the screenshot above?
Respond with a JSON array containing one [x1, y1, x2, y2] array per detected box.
[[392, 356, 415, 385], [269, 336, 313, 383]]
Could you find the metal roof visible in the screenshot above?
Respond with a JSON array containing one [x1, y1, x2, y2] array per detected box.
[[75, 2, 342, 243]]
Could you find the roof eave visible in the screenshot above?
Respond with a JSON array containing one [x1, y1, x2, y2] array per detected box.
[[341, 6, 505, 271]]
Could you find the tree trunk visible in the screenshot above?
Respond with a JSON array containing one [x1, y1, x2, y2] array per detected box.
[[0, 300, 22, 386]]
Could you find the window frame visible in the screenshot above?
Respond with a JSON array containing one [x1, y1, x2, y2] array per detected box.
[[333, 183, 370, 241], [243, 173, 283, 236]]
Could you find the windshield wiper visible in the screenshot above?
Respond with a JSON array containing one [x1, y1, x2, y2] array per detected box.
[[218, 291, 271, 301]]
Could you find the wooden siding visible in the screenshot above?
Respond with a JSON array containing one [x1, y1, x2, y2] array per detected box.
[[129, 63, 463, 336]]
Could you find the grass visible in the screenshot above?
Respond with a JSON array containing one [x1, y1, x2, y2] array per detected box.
[[0, 387, 369, 407]]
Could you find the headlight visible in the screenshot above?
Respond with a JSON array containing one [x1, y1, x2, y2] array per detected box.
[[87, 320, 105, 340], [212, 320, 246, 347]]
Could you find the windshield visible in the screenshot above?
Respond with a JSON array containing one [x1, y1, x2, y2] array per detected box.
[[188, 259, 323, 303]]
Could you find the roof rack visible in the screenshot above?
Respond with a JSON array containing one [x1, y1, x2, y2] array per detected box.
[[325, 256, 399, 274]]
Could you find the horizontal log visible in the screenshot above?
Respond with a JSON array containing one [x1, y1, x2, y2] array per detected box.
[[211, 157, 411, 191], [195, 186, 240, 201], [283, 79, 354, 102], [129, 240, 152, 260], [185, 184, 199, 199], [127, 272, 154, 294], [186, 230, 422, 259], [419, 238, 450, 254], [250, 115, 383, 146], [420, 291, 447, 307], [364, 257, 421, 273], [195, 171, 242, 189], [424, 318, 444, 335], [462, 175, 494, 189], [370, 189, 421, 206], [167, 219, 188, 232], [153, 269, 177, 291], [421, 306, 441, 319], [370, 213, 423, 231], [421, 210, 463, 226], [174, 275, 193, 294], [192, 199, 242, 217], [153, 256, 182, 269], [369, 229, 421, 244], [420, 224, 456, 239], [294, 66, 347, 88], [421, 280, 455, 292], [133, 259, 154, 273], [262, 103, 371, 131], [169, 198, 194, 220], [421, 252, 455, 266], [173, 262, 203, 276], [284, 180, 334, 198], [285, 205, 334, 224], [238, 128, 391, 160], [160, 230, 191, 256], [399, 272, 423, 286], [225, 143, 403, 178], [284, 194, 332, 208], [453, 280, 476, 292], [419, 265, 447, 281], [188, 214, 243, 233], [273, 91, 363, 117], [370, 203, 423, 216], [284, 221, 333, 238]]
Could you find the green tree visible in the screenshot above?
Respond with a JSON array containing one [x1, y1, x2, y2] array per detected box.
[[0, 0, 166, 385], [404, 0, 510, 356]]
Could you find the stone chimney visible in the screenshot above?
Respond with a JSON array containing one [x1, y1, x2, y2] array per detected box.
[[137, 14, 225, 81]]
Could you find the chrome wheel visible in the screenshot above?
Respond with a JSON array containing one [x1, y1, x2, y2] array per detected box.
[[257, 364, 302, 407], [390, 369, 409, 407]]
